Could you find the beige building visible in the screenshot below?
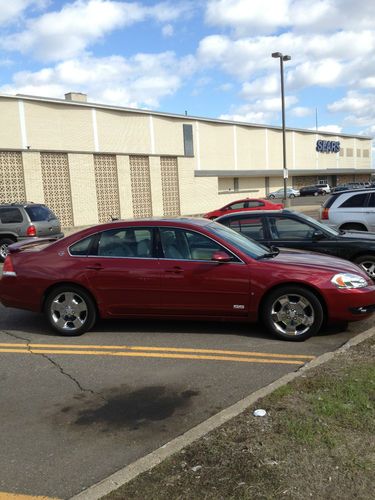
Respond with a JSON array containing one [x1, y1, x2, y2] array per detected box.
[[0, 92, 373, 227]]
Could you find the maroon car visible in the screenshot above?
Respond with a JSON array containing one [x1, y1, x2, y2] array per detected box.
[[1, 218, 374, 341], [203, 198, 283, 220]]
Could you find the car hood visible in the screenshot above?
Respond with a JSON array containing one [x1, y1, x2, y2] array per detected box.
[[339, 230, 375, 241], [266, 248, 365, 275]]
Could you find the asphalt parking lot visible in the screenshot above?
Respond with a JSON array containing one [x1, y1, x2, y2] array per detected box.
[[0, 300, 373, 499]]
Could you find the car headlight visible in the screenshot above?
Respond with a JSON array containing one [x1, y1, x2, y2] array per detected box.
[[331, 273, 368, 289]]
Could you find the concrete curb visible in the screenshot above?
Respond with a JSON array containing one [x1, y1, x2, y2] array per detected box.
[[70, 326, 375, 500]]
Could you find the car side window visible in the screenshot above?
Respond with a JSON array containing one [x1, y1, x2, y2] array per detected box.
[[339, 193, 368, 208], [0, 207, 23, 223], [227, 202, 245, 210], [160, 227, 233, 261], [97, 228, 153, 258], [227, 217, 264, 240], [269, 217, 314, 240], [70, 236, 95, 256], [247, 201, 264, 208], [367, 193, 375, 207]]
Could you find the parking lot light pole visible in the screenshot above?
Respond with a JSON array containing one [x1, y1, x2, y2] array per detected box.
[[272, 52, 291, 204]]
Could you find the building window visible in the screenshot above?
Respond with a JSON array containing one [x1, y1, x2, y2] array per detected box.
[[234, 177, 239, 192], [363, 149, 370, 158], [346, 148, 353, 157], [357, 149, 361, 157], [183, 124, 194, 157]]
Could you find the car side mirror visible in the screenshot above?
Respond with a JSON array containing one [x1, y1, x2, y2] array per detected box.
[[211, 251, 233, 263], [312, 230, 325, 241]]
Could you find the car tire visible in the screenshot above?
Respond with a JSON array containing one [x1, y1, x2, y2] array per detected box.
[[0, 237, 15, 262], [268, 194, 275, 199], [45, 285, 97, 336], [313, 191, 319, 196], [353, 255, 375, 280], [261, 285, 324, 341], [289, 194, 295, 198]]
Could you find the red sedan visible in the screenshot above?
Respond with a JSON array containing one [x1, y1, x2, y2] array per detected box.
[[204, 198, 283, 219], [1, 218, 374, 341]]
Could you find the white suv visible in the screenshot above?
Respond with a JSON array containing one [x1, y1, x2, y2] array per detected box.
[[320, 188, 375, 231], [316, 183, 331, 194]]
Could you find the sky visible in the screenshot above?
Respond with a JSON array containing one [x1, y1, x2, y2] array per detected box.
[[1, 0, 375, 139]]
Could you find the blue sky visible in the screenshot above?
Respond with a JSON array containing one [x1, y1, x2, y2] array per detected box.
[[1, 0, 375, 138]]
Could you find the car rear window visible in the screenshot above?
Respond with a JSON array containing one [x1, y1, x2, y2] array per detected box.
[[322, 194, 339, 209], [25, 205, 57, 222]]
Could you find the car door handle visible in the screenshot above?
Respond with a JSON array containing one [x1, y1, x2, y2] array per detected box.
[[85, 263, 103, 271], [165, 266, 184, 274]]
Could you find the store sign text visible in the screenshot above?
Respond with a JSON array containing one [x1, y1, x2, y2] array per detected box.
[[316, 140, 340, 153]]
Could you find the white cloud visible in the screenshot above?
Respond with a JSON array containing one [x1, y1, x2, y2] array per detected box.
[[290, 106, 312, 118], [0, 52, 195, 108], [1, 0, 190, 62], [162, 24, 174, 37], [219, 95, 297, 124], [205, 0, 375, 35], [317, 125, 342, 134], [0, 0, 46, 26]]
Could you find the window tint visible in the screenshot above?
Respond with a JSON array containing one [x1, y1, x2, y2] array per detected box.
[[227, 217, 264, 240], [25, 205, 56, 222], [228, 202, 246, 210], [269, 217, 314, 240], [70, 236, 95, 256], [367, 193, 375, 208], [97, 227, 153, 258], [339, 193, 368, 208], [247, 200, 264, 208], [0, 207, 23, 223]]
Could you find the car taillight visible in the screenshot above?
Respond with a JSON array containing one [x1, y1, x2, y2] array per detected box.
[[26, 225, 37, 237], [321, 207, 329, 220], [3, 256, 16, 276]]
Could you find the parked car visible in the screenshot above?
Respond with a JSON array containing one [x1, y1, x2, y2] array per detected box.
[[203, 198, 283, 219], [332, 182, 368, 193], [268, 187, 300, 199], [315, 183, 331, 194], [1, 218, 375, 342], [216, 209, 375, 280], [0, 202, 64, 262], [299, 185, 325, 197], [320, 188, 375, 232]]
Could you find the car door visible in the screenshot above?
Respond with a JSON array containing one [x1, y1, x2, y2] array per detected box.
[[365, 193, 375, 231], [224, 201, 247, 215], [157, 227, 250, 317], [82, 227, 161, 316]]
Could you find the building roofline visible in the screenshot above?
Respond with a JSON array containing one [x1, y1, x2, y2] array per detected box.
[[0, 92, 372, 140]]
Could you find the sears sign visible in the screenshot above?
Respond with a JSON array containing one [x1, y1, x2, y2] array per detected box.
[[316, 140, 340, 153]]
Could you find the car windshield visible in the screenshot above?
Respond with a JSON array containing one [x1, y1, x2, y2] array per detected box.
[[296, 212, 339, 236], [208, 221, 270, 258]]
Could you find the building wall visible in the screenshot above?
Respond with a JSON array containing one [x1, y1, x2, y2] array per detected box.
[[0, 95, 373, 226]]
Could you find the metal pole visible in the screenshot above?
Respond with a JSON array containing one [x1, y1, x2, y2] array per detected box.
[[279, 57, 288, 203]]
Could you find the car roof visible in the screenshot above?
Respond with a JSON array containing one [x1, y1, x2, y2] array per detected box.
[[0, 202, 44, 208], [216, 209, 300, 220], [330, 187, 375, 197]]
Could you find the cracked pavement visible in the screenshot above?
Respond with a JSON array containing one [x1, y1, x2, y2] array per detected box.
[[0, 303, 373, 499]]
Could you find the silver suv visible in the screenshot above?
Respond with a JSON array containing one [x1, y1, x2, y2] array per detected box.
[[320, 188, 375, 232], [0, 202, 64, 262]]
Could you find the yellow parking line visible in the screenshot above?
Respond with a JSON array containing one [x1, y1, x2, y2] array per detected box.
[[0, 343, 315, 360], [0, 348, 307, 365]]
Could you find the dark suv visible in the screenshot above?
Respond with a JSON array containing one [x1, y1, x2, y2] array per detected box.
[[0, 202, 64, 262]]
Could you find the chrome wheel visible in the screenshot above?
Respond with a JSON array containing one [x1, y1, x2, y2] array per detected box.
[[0, 243, 9, 260], [45, 286, 96, 335], [263, 286, 323, 341], [356, 259, 375, 280], [270, 293, 315, 337], [50, 291, 89, 332]]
